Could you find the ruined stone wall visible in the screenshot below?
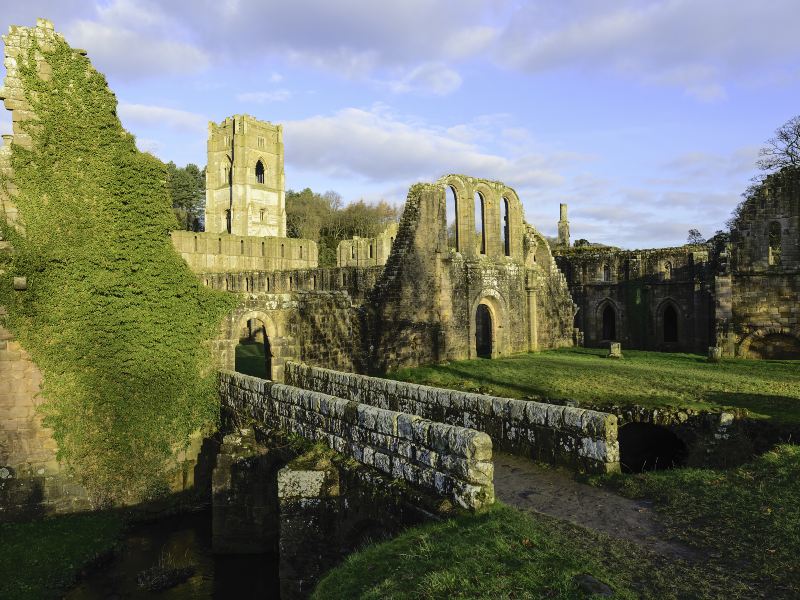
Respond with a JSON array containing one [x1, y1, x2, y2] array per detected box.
[[0, 324, 90, 519], [285, 362, 620, 474], [219, 371, 495, 509], [556, 245, 713, 352], [727, 168, 800, 358], [171, 231, 317, 273], [336, 223, 398, 268], [365, 178, 574, 372]]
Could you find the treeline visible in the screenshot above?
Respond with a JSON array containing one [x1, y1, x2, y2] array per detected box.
[[167, 161, 205, 231], [286, 188, 400, 266]]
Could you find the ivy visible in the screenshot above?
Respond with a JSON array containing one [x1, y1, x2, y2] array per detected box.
[[0, 37, 237, 503]]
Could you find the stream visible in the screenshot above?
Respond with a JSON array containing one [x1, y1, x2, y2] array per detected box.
[[67, 511, 280, 599]]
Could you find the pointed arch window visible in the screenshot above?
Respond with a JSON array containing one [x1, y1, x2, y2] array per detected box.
[[501, 197, 510, 256], [255, 160, 265, 184], [663, 261, 672, 280], [475, 191, 485, 254]]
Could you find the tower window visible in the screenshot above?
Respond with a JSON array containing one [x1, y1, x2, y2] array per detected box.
[[255, 160, 265, 184], [260, 209, 265, 222]]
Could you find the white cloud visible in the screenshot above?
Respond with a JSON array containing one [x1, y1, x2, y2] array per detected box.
[[118, 103, 207, 132], [385, 63, 463, 96], [497, 0, 800, 100], [66, 0, 210, 79], [236, 89, 292, 103], [283, 105, 567, 188]]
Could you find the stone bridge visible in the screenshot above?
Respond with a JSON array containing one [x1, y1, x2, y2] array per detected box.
[[219, 361, 621, 509]]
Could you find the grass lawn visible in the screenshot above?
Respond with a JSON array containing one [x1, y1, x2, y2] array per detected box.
[[596, 443, 800, 598], [0, 511, 123, 599], [315, 445, 800, 599], [388, 348, 800, 423], [313, 502, 749, 599], [235, 341, 268, 379]]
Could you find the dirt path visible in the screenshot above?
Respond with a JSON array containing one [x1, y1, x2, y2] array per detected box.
[[493, 452, 698, 561]]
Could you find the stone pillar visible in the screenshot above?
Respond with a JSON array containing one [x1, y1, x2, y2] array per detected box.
[[212, 429, 278, 554], [557, 203, 570, 247], [278, 462, 341, 600], [527, 289, 538, 352]]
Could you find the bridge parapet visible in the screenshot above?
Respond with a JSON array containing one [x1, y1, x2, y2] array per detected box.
[[218, 371, 495, 510], [285, 362, 620, 474]]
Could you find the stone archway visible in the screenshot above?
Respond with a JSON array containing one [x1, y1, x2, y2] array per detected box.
[[475, 304, 493, 357], [469, 291, 507, 359], [740, 328, 800, 360], [236, 316, 273, 379], [601, 305, 616, 341]]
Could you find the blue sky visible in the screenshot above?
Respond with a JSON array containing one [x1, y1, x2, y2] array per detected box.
[[2, 0, 799, 248]]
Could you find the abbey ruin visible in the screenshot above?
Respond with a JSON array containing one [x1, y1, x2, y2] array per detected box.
[[0, 23, 798, 599]]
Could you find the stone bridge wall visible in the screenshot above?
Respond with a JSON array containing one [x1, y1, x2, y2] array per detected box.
[[285, 362, 620, 474], [218, 371, 495, 509]]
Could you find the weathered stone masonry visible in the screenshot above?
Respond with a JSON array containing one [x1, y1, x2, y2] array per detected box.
[[284, 362, 621, 474], [218, 371, 495, 509]]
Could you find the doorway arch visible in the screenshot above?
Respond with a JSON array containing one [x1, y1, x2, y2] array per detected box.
[[663, 304, 678, 344], [601, 304, 616, 341], [475, 304, 493, 358], [235, 317, 273, 379]]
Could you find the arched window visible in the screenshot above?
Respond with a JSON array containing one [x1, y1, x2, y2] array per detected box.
[[602, 264, 611, 282], [261, 241, 265, 257], [663, 261, 672, 280], [768, 221, 781, 266], [446, 185, 458, 250], [351, 245, 355, 260], [501, 197, 510, 256], [369, 243, 374, 259], [300, 245, 303, 259], [475, 191, 485, 254], [602, 305, 616, 341], [240, 240, 245, 255], [255, 160, 265, 184], [663, 305, 678, 343], [281, 243, 285, 258], [225, 210, 232, 234]]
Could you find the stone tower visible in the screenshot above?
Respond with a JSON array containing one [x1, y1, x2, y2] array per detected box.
[[557, 203, 570, 247], [205, 115, 286, 237]]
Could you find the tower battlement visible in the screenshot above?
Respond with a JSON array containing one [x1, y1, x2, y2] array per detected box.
[[205, 114, 286, 237]]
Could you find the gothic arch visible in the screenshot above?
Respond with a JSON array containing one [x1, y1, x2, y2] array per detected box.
[[595, 298, 620, 343], [656, 298, 682, 347], [469, 289, 508, 359]]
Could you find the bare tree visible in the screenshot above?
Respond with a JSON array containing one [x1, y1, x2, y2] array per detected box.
[[757, 115, 800, 173], [687, 228, 705, 244]]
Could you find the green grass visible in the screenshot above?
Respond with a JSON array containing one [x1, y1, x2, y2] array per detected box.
[[0, 511, 123, 599], [235, 342, 268, 379], [313, 502, 750, 599], [596, 444, 800, 597], [316, 446, 800, 599], [389, 348, 800, 423]]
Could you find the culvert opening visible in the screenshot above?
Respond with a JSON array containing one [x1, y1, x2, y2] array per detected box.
[[619, 423, 688, 473]]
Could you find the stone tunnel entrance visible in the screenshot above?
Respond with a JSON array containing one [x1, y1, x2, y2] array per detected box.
[[475, 303, 493, 358], [618, 423, 688, 473], [235, 318, 273, 379]]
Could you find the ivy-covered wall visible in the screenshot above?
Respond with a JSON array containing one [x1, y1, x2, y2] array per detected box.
[[0, 19, 236, 507]]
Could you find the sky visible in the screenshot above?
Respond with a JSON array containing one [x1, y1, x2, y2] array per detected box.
[[1, 0, 799, 248]]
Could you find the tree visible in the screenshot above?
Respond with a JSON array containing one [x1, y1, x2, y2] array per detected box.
[[756, 115, 800, 173], [167, 162, 205, 231], [285, 188, 401, 267], [687, 229, 705, 244]]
